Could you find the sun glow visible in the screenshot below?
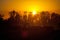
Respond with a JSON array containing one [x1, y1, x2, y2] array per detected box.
[[32, 11, 37, 15]]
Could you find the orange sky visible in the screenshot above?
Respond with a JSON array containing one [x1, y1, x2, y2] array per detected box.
[[0, 0, 60, 13], [0, 0, 60, 20]]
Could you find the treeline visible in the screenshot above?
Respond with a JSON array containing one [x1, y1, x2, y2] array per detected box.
[[0, 10, 60, 27], [0, 10, 60, 40]]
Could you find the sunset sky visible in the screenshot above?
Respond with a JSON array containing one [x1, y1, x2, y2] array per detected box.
[[0, 0, 60, 13]]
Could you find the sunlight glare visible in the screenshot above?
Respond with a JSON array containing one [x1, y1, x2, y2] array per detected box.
[[32, 11, 36, 15]]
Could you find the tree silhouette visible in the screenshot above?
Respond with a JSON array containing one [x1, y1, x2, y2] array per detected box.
[[3, 10, 21, 40], [51, 12, 60, 30], [8, 10, 20, 25]]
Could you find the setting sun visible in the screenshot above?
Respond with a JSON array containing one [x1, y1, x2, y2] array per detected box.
[[32, 11, 37, 15]]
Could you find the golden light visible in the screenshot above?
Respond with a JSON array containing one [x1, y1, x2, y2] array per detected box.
[[32, 11, 37, 15]]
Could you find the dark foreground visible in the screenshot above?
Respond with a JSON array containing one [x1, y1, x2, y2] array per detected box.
[[0, 11, 60, 40], [1, 26, 60, 40]]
